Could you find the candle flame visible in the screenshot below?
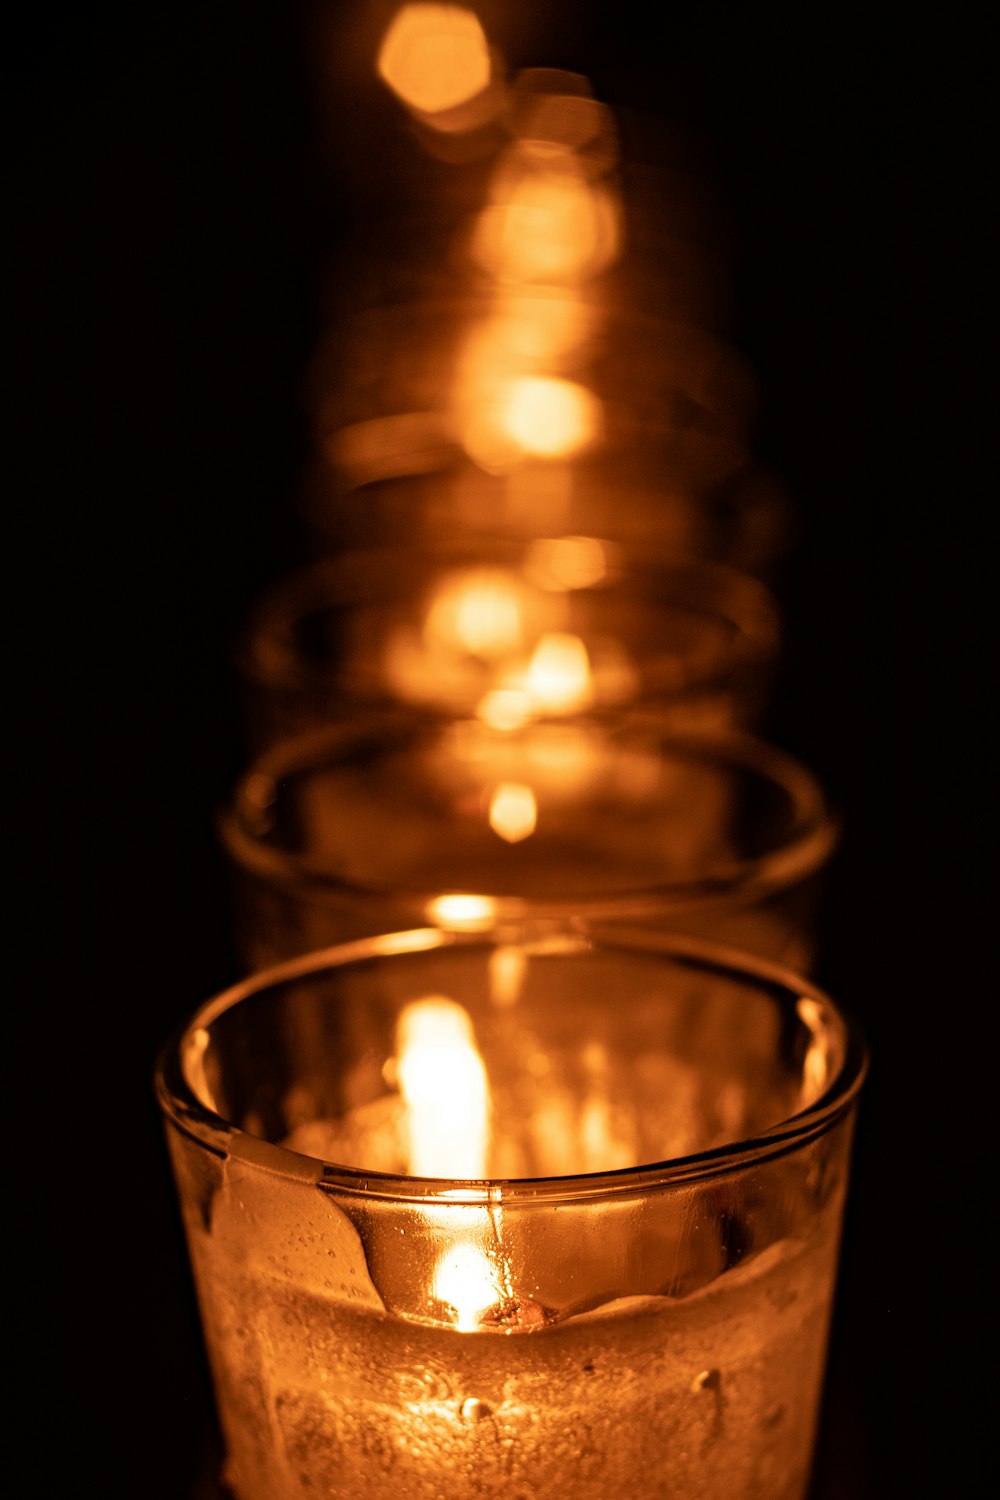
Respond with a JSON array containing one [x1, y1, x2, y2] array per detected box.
[[396, 996, 500, 1329], [396, 996, 491, 1179], [488, 782, 538, 843], [377, 4, 490, 117]]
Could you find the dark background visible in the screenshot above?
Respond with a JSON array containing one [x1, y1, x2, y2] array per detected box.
[[19, 4, 989, 1495]]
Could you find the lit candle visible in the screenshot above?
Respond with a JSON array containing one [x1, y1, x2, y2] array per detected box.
[[157, 926, 867, 1500]]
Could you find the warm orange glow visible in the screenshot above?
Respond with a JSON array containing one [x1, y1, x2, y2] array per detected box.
[[430, 1240, 500, 1329], [426, 893, 497, 929], [395, 995, 499, 1327], [377, 5, 491, 116], [514, 89, 610, 157], [498, 375, 600, 458], [488, 782, 538, 843], [476, 687, 534, 731], [396, 995, 491, 1178], [326, 413, 451, 484], [524, 632, 593, 712], [523, 535, 608, 591], [423, 568, 524, 657], [471, 152, 620, 283], [452, 313, 600, 471], [488, 944, 526, 1008], [796, 997, 833, 1106], [479, 292, 591, 364], [578, 1043, 634, 1173], [474, 630, 596, 725]]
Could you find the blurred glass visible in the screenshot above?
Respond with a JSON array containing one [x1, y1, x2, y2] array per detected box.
[[306, 297, 756, 486], [219, 713, 837, 972], [237, 540, 781, 749]]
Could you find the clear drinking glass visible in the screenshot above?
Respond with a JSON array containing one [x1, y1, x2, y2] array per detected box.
[[155, 924, 867, 1500], [218, 713, 838, 972], [236, 540, 781, 749]]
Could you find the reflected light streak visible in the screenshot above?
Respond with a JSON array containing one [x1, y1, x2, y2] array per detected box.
[[477, 687, 534, 731], [426, 893, 497, 930]]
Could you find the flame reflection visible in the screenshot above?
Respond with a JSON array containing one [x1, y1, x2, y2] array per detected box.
[[523, 632, 593, 712], [499, 376, 599, 458], [523, 534, 608, 590], [377, 5, 491, 117], [430, 1240, 500, 1329], [422, 567, 525, 657], [471, 149, 620, 285], [426, 893, 497, 929], [488, 782, 538, 843]]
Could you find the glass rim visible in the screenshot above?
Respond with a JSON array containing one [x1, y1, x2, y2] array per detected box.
[[155, 926, 867, 1208], [218, 717, 840, 915], [237, 540, 781, 700]]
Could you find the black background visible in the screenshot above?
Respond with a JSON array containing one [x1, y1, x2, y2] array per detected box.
[[19, 4, 990, 1496]]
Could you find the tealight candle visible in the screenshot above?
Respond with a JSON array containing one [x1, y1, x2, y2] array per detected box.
[[156, 925, 867, 1500]]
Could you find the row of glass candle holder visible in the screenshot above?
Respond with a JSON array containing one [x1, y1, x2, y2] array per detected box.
[[160, 479, 858, 1498], [151, 21, 868, 1494], [174, 535, 854, 1500], [169, 545, 860, 1497], [217, 530, 830, 968], [154, 406, 856, 1500]]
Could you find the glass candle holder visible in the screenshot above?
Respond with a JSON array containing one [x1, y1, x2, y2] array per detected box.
[[155, 925, 867, 1500], [236, 540, 781, 749], [218, 713, 838, 972], [298, 456, 793, 583]]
